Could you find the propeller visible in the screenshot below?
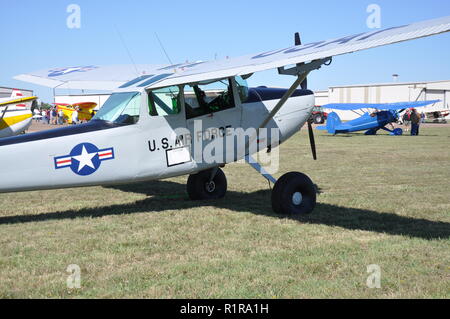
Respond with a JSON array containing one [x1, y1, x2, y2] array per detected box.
[[307, 118, 317, 160], [295, 32, 317, 160]]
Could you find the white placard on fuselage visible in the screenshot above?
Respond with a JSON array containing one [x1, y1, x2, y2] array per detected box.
[[166, 146, 191, 167]]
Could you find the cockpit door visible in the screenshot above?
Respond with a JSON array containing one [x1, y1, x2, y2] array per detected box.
[[142, 86, 196, 178], [184, 77, 243, 169]]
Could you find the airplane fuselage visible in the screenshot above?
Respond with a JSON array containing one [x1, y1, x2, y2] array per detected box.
[[337, 110, 398, 134], [319, 110, 399, 135]]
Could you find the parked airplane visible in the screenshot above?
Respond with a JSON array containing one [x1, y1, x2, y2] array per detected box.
[[2, 16, 450, 215], [425, 110, 449, 123], [317, 100, 439, 135], [55, 102, 97, 124], [0, 89, 38, 138]]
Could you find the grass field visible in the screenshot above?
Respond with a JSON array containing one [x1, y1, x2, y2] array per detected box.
[[0, 125, 449, 298]]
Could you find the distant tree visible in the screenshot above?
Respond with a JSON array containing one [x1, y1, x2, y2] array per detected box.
[[40, 102, 52, 110]]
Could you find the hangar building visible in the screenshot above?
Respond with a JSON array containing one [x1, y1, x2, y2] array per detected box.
[[315, 80, 450, 120]]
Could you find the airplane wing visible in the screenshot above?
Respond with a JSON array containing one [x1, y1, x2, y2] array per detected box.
[[14, 16, 450, 90], [71, 102, 98, 110], [0, 96, 38, 108], [322, 100, 440, 111], [14, 64, 168, 91]]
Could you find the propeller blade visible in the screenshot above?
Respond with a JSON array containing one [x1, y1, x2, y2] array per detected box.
[[307, 120, 317, 161], [295, 32, 308, 90], [295, 32, 301, 46]]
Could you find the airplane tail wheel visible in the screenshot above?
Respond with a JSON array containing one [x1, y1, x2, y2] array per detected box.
[[187, 168, 227, 200], [271, 172, 316, 215]]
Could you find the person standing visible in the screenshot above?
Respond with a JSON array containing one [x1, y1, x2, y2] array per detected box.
[[33, 108, 40, 122], [72, 107, 79, 125], [53, 108, 58, 125], [403, 110, 411, 132], [50, 107, 54, 125], [45, 109, 50, 124], [58, 109, 64, 125], [410, 108, 421, 136]]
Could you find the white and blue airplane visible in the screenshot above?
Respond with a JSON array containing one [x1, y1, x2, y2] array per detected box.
[[2, 16, 450, 215]]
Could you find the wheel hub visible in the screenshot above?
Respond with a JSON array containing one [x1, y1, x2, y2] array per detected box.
[[205, 181, 216, 193], [292, 192, 303, 206]]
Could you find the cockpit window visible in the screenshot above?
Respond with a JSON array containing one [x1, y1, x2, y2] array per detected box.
[[148, 86, 181, 116], [184, 78, 235, 119], [92, 92, 140, 124]]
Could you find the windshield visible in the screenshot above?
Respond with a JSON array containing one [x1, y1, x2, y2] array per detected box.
[[93, 92, 141, 124]]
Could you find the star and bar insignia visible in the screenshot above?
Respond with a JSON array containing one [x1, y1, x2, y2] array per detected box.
[[54, 143, 114, 176]]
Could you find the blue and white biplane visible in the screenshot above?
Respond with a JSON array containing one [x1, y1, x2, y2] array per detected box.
[[317, 100, 439, 136]]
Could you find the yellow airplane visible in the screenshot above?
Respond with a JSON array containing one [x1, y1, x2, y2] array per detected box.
[[54, 102, 97, 124], [0, 89, 37, 138]]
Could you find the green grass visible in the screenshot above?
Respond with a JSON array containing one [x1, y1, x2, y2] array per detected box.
[[0, 126, 449, 298]]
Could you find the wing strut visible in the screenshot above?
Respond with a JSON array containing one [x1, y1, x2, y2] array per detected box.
[[260, 57, 331, 131], [0, 105, 9, 121], [245, 57, 332, 152]]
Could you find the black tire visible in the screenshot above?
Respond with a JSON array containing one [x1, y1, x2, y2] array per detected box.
[[313, 113, 324, 124], [271, 172, 316, 215], [187, 168, 227, 200]]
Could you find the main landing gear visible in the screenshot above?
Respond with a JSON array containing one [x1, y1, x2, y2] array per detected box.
[[187, 167, 227, 200], [187, 163, 317, 215], [271, 172, 316, 215]]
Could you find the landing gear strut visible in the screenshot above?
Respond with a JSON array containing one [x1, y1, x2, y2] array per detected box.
[[187, 165, 316, 215], [187, 168, 227, 200]]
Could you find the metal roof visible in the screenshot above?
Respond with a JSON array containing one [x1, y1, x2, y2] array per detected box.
[[328, 79, 450, 89]]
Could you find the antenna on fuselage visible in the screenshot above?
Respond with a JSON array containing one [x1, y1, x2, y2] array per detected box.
[[155, 32, 174, 65], [114, 24, 140, 76]]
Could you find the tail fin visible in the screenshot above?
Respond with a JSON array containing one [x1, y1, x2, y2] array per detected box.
[[325, 112, 342, 134], [10, 89, 23, 99]]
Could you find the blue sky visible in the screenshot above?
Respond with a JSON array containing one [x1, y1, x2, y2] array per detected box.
[[1, 0, 449, 102]]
